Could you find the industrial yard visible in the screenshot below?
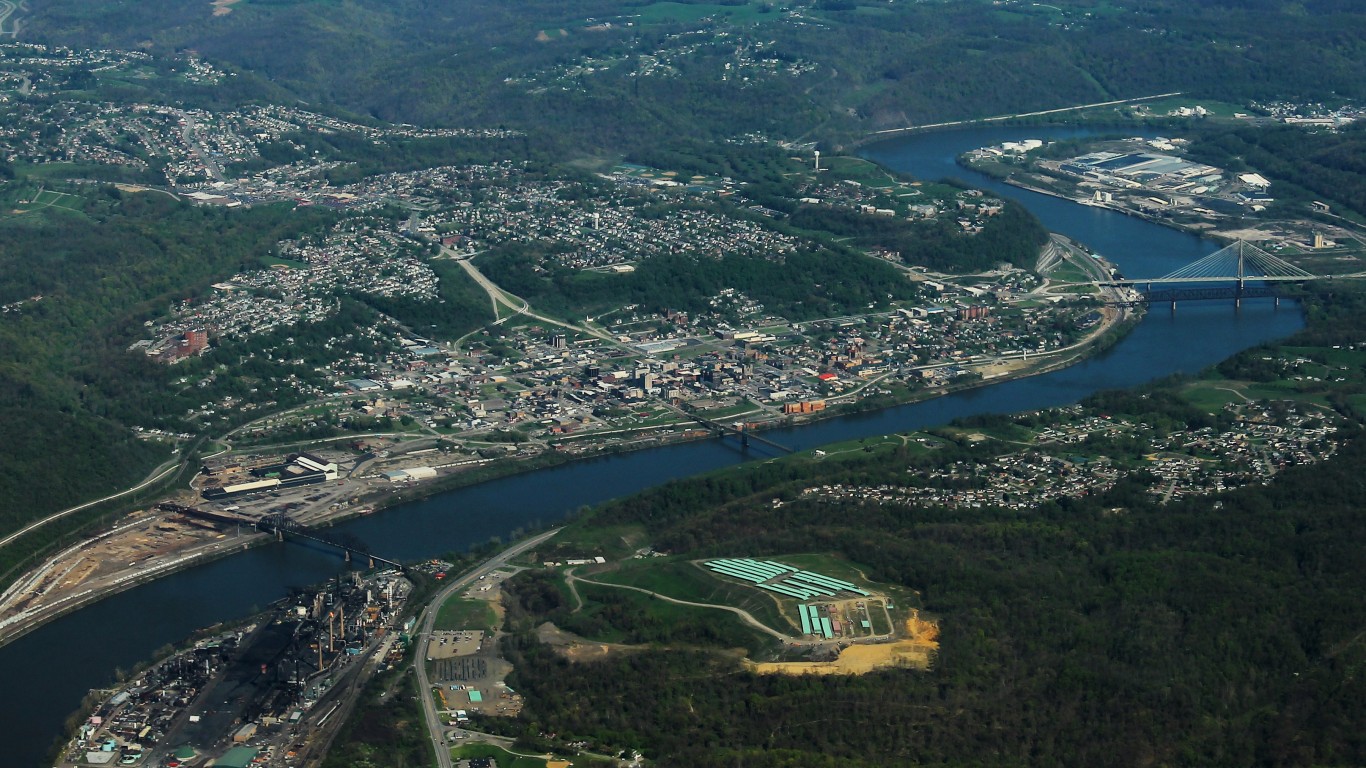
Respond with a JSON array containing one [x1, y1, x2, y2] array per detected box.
[[427, 569, 526, 727], [54, 570, 412, 768], [0, 442, 449, 646], [963, 135, 1366, 264]]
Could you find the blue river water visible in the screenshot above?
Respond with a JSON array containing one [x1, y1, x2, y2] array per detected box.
[[1, 126, 1305, 766]]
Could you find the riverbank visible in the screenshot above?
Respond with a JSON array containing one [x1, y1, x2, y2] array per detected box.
[[0, 530, 269, 648], [0, 283, 1139, 652], [1001, 176, 1209, 236], [0, 122, 1313, 768]]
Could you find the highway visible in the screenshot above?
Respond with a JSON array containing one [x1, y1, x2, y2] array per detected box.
[[0, 456, 183, 552], [413, 527, 562, 768], [453, 252, 616, 342], [870, 91, 1185, 135]]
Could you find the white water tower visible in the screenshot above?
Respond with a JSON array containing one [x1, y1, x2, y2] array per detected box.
[[814, 149, 821, 172]]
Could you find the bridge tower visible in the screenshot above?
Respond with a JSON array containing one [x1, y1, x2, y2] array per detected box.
[[1235, 240, 1246, 308]]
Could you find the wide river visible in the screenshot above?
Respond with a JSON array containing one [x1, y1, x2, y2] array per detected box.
[[3, 126, 1305, 766]]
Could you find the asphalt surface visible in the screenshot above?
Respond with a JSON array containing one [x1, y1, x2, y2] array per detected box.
[[413, 528, 562, 768]]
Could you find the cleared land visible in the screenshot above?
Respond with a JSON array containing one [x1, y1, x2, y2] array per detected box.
[[749, 611, 939, 675], [557, 554, 934, 674], [433, 596, 499, 633]]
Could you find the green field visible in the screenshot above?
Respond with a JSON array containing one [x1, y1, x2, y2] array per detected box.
[[591, 557, 795, 634], [696, 399, 762, 420], [568, 580, 778, 653], [1043, 256, 1092, 283], [433, 596, 499, 632], [261, 255, 310, 269], [542, 523, 649, 560], [820, 155, 900, 189], [1178, 382, 1251, 413]]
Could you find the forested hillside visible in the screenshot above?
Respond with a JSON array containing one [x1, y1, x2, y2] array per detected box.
[[0, 188, 335, 534], [489, 284, 1366, 767], [1189, 122, 1366, 219], [21, 0, 1366, 150]]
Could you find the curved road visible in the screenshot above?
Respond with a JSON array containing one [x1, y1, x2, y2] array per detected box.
[[414, 528, 562, 768], [0, 457, 183, 552], [567, 570, 796, 643], [454, 253, 615, 342]]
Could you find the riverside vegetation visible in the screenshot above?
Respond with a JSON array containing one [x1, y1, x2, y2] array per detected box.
[[476, 283, 1366, 767]]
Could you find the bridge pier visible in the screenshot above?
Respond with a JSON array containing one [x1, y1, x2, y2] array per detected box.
[[344, 549, 351, 563], [1170, 300, 1176, 313]]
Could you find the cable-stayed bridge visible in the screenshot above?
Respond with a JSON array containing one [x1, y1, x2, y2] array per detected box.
[[1073, 240, 1365, 306]]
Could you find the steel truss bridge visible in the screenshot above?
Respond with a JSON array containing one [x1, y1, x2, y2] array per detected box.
[[682, 407, 793, 453], [257, 515, 406, 571]]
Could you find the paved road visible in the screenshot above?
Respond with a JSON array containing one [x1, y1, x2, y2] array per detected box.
[[414, 528, 562, 768], [0, 0, 21, 36], [454, 253, 615, 342], [870, 91, 1185, 135], [0, 457, 183, 552], [177, 111, 226, 182], [567, 570, 796, 643]]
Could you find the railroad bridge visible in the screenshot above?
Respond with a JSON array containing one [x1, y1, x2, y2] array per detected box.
[[256, 515, 405, 571]]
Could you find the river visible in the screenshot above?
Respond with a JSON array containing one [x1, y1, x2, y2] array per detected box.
[[1, 125, 1305, 766]]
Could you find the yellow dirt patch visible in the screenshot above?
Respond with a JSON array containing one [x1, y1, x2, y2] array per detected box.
[[749, 611, 939, 676], [906, 609, 939, 644]]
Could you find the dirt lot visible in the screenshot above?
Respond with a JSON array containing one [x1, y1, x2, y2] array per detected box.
[[973, 358, 1033, 379], [0, 511, 230, 618], [535, 622, 645, 662], [749, 611, 939, 676]]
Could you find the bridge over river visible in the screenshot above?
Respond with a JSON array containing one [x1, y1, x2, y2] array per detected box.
[[1059, 240, 1366, 306]]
